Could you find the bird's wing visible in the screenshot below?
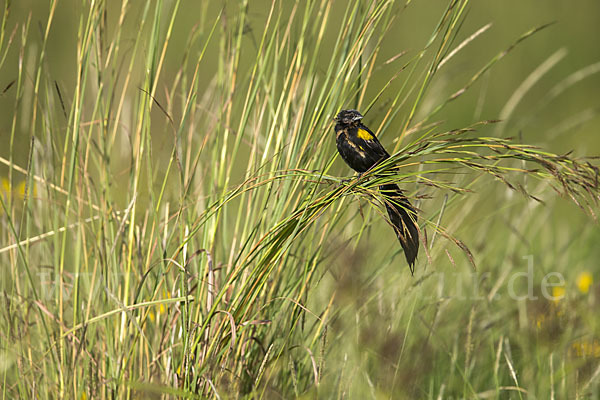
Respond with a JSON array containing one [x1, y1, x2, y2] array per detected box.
[[356, 125, 390, 160]]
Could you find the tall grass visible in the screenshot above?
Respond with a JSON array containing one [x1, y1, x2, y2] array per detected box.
[[1, 0, 599, 398]]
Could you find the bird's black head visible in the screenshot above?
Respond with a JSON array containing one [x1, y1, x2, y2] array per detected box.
[[335, 109, 363, 126]]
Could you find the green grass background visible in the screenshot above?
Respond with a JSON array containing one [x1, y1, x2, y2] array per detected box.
[[1, 0, 599, 398]]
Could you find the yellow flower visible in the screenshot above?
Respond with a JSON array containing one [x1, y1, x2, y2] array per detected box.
[[0, 178, 11, 193], [552, 286, 565, 302], [1, 178, 10, 198], [571, 339, 600, 358], [0, 178, 10, 215], [0, 178, 37, 200], [536, 314, 546, 329], [159, 289, 171, 315], [16, 180, 37, 198], [577, 272, 593, 294]]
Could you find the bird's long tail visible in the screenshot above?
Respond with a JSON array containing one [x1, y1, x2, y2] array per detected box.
[[379, 183, 419, 273]]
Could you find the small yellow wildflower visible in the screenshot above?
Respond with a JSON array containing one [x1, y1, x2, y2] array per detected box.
[[17, 180, 37, 198], [536, 314, 546, 329], [571, 339, 600, 358], [552, 286, 565, 302], [159, 289, 172, 315], [0, 178, 37, 200], [1, 178, 10, 195], [0, 178, 9, 215], [577, 272, 593, 294]]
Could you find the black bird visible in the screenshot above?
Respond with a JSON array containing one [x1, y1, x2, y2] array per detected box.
[[334, 109, 419, 272]]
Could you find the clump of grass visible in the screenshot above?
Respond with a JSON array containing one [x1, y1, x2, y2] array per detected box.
[[1, 0, 599, 398]]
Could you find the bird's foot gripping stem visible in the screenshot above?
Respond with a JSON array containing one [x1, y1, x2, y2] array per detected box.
[[340, 173, 364, 185]]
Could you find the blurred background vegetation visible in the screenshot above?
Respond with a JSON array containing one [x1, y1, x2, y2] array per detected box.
[[1, 0, 599, 398]]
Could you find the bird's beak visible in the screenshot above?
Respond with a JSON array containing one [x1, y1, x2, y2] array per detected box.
[[352, 114, 363, 121]]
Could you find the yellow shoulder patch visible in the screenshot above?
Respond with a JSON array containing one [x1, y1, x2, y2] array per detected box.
[[357, 128, 374, 141]]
